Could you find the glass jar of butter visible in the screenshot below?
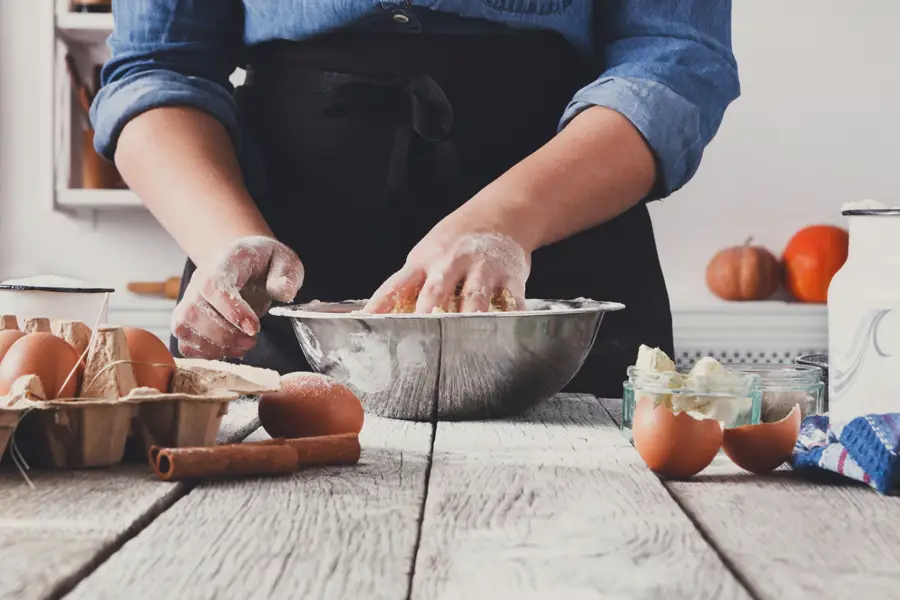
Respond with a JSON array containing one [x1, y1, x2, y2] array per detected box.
[[726, 364, 825, 423], [621, 362, 762, 441]]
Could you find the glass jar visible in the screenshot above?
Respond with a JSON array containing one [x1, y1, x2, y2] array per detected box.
[[621, 366, 762, 441], [727, 364, 825, 423]]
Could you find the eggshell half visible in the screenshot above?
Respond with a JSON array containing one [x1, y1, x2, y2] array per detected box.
[[722, 404, 801, 474], [0, 330, 26, 363], [123, 327, 176, 393], [0, 332, 82, 399], [259, 372, 364, 439], [632, 395, 724, 479]]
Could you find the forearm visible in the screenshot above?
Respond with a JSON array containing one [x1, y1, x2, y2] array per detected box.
[[114, 106, 273, 269], [450, 106, 656, 252]]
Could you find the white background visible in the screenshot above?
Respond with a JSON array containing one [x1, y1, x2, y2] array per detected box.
[[1, 0, 898, 312]]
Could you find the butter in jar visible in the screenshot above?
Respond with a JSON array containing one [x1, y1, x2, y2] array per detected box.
[[621, 357, 762, 441], [727, 364, 824, 423]]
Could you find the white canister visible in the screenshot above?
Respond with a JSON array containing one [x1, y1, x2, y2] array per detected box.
[[0, 275, 114, 325], [827, 207, 900, 433]]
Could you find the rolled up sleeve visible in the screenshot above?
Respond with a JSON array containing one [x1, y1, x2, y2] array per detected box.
[[90, 0, 243, 161], [560, 1, 740, 199]]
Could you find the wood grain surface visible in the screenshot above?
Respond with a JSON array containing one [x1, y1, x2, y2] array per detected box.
[[412, 395, 749, 600], [0, 398, 260, 600], [599, 397, 900, 600], [11, 393, 889, 599], [67, 416, 433, 600]]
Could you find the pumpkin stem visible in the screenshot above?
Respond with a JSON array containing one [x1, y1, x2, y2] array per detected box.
[[744, 236, 754, 246]]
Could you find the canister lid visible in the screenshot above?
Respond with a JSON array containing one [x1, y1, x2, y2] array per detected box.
[[0, 275, 114, 294]]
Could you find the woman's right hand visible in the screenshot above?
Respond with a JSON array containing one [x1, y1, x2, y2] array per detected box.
[[171, 236, 304, 359]]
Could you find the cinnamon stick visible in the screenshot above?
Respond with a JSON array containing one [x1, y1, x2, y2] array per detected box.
[[150, 440, 298, 481], [248, 433, 361, 468], [148, 433, 361, 481]]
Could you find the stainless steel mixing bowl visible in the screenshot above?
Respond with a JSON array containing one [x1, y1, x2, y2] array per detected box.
[[270, 298, 624, 421]]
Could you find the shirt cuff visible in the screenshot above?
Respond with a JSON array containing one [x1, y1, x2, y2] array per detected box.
[[90, 70, 240, 161], [559, 76, 702, 199]]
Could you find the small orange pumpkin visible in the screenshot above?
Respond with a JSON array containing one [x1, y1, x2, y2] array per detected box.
[[782, 225, 849, 303], [706, 238, 781, 301]]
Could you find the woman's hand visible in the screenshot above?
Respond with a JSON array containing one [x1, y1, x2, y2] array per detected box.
[[366, 107, 658, 315], [364, 227, 530, 314], [172, 236, 304, 358]]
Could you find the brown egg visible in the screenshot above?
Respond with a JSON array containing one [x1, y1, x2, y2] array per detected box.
[[259, 372, 364, 439], [123, 327, 176, 393], [0, 330, 26, 363], [632, 395, 723, 479], [0, 332, 82, 399], [722, 404, 801, 474]]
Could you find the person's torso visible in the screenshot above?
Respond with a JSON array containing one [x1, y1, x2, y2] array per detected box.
[[240, 1, 595, 55]]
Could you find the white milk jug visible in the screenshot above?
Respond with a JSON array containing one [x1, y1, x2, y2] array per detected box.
[[828, 203, 900, 434]]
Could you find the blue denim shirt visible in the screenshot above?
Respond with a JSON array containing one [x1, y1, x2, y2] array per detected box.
[[91, 0, 739, 199]]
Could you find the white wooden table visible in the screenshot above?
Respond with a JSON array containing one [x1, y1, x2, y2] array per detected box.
[[2, 395, 899, 600]]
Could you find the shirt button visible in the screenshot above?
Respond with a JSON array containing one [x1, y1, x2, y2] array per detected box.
[[392, 12, 410, 23]]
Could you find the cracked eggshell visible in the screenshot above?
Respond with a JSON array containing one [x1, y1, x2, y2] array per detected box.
[[722, 404, 802, 474], [632, 395, 723, 480]]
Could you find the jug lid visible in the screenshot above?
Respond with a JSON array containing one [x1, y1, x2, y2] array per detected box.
[[841, 199, 900, 216], [842, 208, 900, 216]]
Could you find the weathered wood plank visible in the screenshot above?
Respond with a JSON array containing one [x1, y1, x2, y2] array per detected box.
[[412, 394, 749, 599], [599, 397, 900, 600], [0, 398, 260, 600], [67, 416, 432, 600]]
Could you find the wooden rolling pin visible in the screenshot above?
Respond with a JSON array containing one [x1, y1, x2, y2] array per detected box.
[[128, 277, 181, 299]]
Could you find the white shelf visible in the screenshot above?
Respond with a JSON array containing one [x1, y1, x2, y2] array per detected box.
[[56, 11, 113, 45], [671, 301, 827, 351], [56, 188, 142, 209], [671, 300, 827, 315]]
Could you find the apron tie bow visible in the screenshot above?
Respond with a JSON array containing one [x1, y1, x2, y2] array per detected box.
[[323, 73, 458, 194]]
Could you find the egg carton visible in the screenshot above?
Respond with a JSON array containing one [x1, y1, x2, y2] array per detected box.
[[3, 360, 280, 469], [0, 319, 281, 469], [0, 407, 22, 461]]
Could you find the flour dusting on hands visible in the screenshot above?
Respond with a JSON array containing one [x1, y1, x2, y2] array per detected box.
[[172, 236, 304, 359], [364, 231, 530, 314]]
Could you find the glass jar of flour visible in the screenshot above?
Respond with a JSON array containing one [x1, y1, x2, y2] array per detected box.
[[828, 201, 900, 435], [728, 364, 825, 422]]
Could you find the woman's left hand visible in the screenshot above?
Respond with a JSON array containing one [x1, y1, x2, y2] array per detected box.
[[363, 225, 531, 314]]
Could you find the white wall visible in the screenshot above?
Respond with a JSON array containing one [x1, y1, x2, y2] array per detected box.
[[2, 1, 899, 310], [651, 0, 900, 305], [0, 1, 184, 302]]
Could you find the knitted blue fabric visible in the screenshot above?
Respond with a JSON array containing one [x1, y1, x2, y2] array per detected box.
[[792, 413, 900, 495]]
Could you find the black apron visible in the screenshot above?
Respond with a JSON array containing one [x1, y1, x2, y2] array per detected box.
[[172, 30, 674, 400]]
